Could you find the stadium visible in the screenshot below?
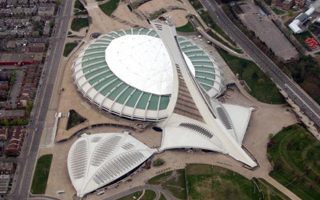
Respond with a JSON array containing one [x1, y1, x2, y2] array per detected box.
[[72, 28, 224, 121], [68, 20, 256, 198]]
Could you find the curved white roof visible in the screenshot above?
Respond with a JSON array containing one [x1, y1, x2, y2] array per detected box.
[[105, 34, 195, 95], [67, 133, 155, 197], [159, 102, 255, 167], [72, 28, 224, 121]]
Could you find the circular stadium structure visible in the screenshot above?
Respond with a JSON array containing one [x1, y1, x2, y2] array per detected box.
[[72, 28, 224, 121]]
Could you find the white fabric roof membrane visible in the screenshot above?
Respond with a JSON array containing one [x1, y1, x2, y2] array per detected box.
[[67, 133, 156, 197], [222, 104, 254, 144], [160, 103, 254, 164], [105, 35, 195, 95]]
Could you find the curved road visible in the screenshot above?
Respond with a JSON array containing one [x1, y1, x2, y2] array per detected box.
[[200, 0, 320, 128]]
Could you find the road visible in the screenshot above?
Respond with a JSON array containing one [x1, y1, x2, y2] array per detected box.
[[7, 1, 73, 199], [200, 0, 320, 128]]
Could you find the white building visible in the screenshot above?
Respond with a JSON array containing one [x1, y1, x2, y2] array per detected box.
[[67, 133, 156, 197]]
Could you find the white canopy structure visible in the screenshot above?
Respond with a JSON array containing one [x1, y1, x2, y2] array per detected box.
[[160, 103, 254, 152], [67, 133, 155, 197]]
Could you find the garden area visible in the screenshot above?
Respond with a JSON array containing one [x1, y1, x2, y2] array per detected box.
[[217, 48, 284, 104], [66, 109, 87, 130], [63, 42, 78, 57], [98, 0, 120, 16], [268, 124, 320, 200], [31, 154, 53, 194]]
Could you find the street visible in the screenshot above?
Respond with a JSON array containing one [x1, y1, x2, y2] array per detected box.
[[200, 0, 320, 127], [7, 0, 73, 199]]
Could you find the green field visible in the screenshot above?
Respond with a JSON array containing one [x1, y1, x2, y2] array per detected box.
[[63, 42, 78, 57], [99, 0, 120, 16], [31, 154, 53, 194], [148, 164, 288, 200], [217, 48, 285, 104], [71, 17, 89, 31], [176, 21, 195, 32], [186, 164, 262, 200], [268, 124, 320, 200]]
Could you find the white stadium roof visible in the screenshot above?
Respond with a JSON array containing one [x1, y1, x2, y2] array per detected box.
[[160, 103, 254, 153], [72, 28, 224, 121], [105, 34, 195, 95], [67, 133, 155, 197]]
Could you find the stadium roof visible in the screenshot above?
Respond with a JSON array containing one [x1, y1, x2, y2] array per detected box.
[[160, 103, 254, 152], [72, 28, 224, 121], [67, 133, 155, 197]]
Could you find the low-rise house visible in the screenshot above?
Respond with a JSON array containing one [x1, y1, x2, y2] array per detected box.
[[38, 4, 55, 17], [43, 20, 51, 36], [28, 42, 46, 52]]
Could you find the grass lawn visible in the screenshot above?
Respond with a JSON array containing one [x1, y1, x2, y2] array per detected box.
[[66, 109, 87, 130], [118, 191, 142, 200], [31, 154, 53, 194], [159, 194, 166, 200], [148, 164, 289, 200], [71, 17, 89, 32], [148, 171, 173, 185], [63, 42, 78, 57], [186, 164, 261, 200], [141, 190, 156, 200], [176, 21, 195, 32], [217, 48, 285, 104], [153, 158, 165, 167], [99, 0, 120, 16], [267, 124, 320, 200], [271, 6, 286, 15]]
